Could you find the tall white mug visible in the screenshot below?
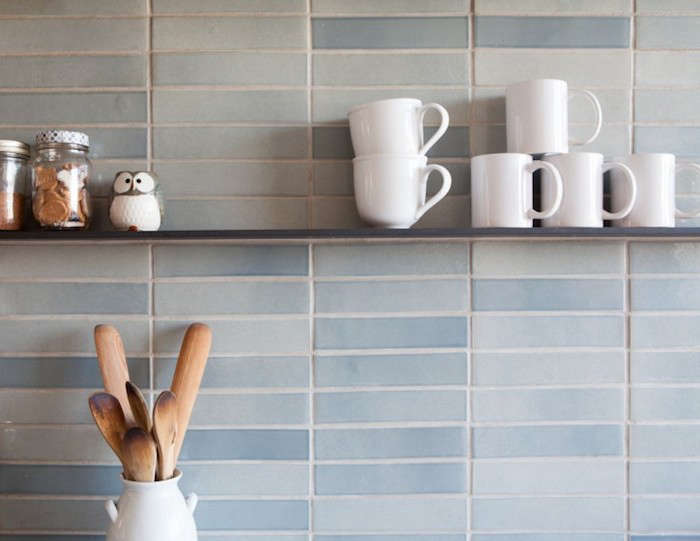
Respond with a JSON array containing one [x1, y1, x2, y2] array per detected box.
[[348, 98, 449, 156], [506, 79, 603, 155], [542, 152, 637, 227], [471, 153, 563, 228], [610, 153, 700, 227], [353, 154, 452, 229]]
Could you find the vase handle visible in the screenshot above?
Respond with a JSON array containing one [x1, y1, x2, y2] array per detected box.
[[105, 500, 119, 523], [186, 492, 198, 514]]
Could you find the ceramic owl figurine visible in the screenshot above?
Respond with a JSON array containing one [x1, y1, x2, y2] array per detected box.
[[109, 171, 164, 231]]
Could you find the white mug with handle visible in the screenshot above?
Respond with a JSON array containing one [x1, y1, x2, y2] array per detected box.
[[471, 152, 563, 227], [348, 98, 449, 156], [506, 79, 602, 155]]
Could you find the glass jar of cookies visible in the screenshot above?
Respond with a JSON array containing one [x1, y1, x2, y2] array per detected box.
[[32, 130, 91, 230], [0, 140, 30, 231]]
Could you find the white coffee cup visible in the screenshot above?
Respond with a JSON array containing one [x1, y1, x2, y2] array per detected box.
[[471, 153, 563, 228], [506, 79, 603, 155], [541, 152, 637, 227], [348, 98, 449, 156], [353, 154, 451, 229], [610, 153, 700, 227]]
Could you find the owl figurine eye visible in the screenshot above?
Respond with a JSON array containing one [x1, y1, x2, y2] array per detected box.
[[113, 171, 133, 194], [133, 172, 155, 193]]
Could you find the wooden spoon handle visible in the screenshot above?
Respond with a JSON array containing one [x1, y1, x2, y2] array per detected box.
[[95, 325, 135, 426]]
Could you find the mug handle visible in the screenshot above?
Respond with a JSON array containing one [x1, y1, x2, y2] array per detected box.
[[415, 164, 452, 221], [525, 160, 563, 219], [568, 89, 603, 146], [418, 103, 450, 155], [675, 163, 700, 218], [602, 162, 637, 220]]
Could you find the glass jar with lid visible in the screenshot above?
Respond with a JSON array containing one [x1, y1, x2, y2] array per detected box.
[[0, 139, 30, 231], [31, 130, 91, 230]]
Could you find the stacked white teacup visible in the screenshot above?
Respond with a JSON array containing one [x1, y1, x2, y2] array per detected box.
[[349, 98, 452, 228]]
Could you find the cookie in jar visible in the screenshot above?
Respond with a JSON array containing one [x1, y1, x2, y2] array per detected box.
[[32, 130, 91, 230]]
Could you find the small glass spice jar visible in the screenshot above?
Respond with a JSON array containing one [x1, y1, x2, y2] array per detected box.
[[32, 130, 91, 230], [0, 139, 30, 231]]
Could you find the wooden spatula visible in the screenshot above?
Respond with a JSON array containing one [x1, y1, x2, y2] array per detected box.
[[121, 427, 157, 482], [126, 381, 151, 432], [152, 390, 178, 481], [95, 324, 135, 426], [88, 392, 128, 463]]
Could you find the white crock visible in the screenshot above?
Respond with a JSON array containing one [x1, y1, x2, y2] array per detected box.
[[105, 470, 197, 541]]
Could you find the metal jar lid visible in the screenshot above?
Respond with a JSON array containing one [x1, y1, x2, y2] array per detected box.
[[35, 129, 89, 149], [0, 139, 30, 158]]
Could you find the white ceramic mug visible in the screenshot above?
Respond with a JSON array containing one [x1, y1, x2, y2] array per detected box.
[[353, 154, 452, 228], [506, 79, 603, 155], [541, 152, 637, 227], [348, 98, 449, 156], [471, 153, 563, 227], [610, 153, 700, 227]]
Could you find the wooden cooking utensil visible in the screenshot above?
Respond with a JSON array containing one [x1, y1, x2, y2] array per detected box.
[[121, 427, 157, 482], [152, 390, 178, 481], [88, 392, 128, 463], [126, 381, 151, 432], [95, 324, 135, 426], [170, 322, 212, 461]]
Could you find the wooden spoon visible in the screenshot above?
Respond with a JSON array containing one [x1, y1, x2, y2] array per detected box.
[[95, 324, 135, 426], [88, 392, 128, 463], [121, 427, 157, 482], [126, 381, 151, 432], [170, 322, 212, 461], [152, 390, 178, 481]]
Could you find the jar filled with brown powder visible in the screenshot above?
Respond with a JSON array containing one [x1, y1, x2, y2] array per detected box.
[[0, 139, 30, 231]]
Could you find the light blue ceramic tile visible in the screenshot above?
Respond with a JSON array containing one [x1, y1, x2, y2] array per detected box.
[[472, 497, 623, 531], [153, 52, 307, 85], [315, 390, 466, 423], [635, 127, 700, 158], [314, 243, 468, 276], [474, 460, 624, 494], [155, 282, 308, 315], [631, 315, 700, 347], [637, 16, 700, 48], [630, 425, 700, 457], [475, 0, 631, 14], [154, 244, 308, 277], [631, 538, 700, 541], [315, 427, 467, 459], [638, 0, 700, 11], [314, 498, 467, 532], [473, 351, 625, 385], [167, 199, 309, 230], [189, 393, 308, 425], [318, 536, 464, 541], [315, 279, 468, 313], [632, 388, 700, 421], [631, 352, 700, 383], [474, 536, 624, 541], [313, 17, 468, 49], [313, 53, 469, 86], [180, 429, 308, 460], [313, 0, 468, 12], [153, 16, 306, 50], [316, 463, 467, 495], [473, 388, 624, 422], [635, 89, 700, 123], [475, 16, 630, 48], [0, 499, 105, 531], [0, 426, 121, 462], [0, 464, 119, 495], [0, 389, 98, 424], [473, 279, 622, 311], [315, 353, 467, 386], [631, 462, 700, 494], [155, 319, 309, 354], [474, 425, 623, 458], [636, 51, 700, 86], [182, 463, 308, 495], [631, 498, 700, 531], [155, 355, 308, 388], [315, 317, 468, 349], [473, 315, 623, 348], [154, 0, 305, 12], [631, 242, 700, 273], [195, 500, 308, 530], [632, 278, 700, 310], [473, 241, 624, 275]]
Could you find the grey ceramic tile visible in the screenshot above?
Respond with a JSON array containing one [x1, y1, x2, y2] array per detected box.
[[636, 52, 700, 86], [153, 52, 307, 85], [0, 499, 105, 531], [632, 278, 700, 310], [637, 16, 700, 48], [315, 427, 467, 459], [153, 16, 306, 50], [316, 463, 467, 495], [631, 242, 700, 273], [473, 388, 624, 422], [475, 0, 631, 14], [313, 498, 467, 532], [632, 388, 700, 421], [631, 498, 700, 531], [475, 460, 624, 495], [631, 425, 700, 457], [195, 500, 308, 530], [318, 537, 465, 541], [630, 538, 700, 541], [180, 428, 308, 460], [473, 315, 623, 348], [638, 0, 700, 12], [631, 352, 700, 383], [315, 352, 468, 386], [0, 0, 144, 14], [0, 389, 94, 424], [473, 351, 625, 385], [474, 536, 623, 541], [315, 316, 468, 349], [635, 89, 700, 123], [153, 89, 307, 123], [190, 393, 308, 425], [154, 0, 305, 12], [316, 390, 466, 423], [155, 281, 308, 315], [312, 17, 468, 49], [313, 53, 469, 86], [475, 16, 629, 48], [472, 497, 623, 531], [154, 244, 308, 277], [473, 278, 622, 311], [631, 315, 700, 347], [164, 199, 308, 229], [473, 425, 623, 458], [155, 319, 309, 354], [154, 127, 307, 159], [635, 127, 700, 158], [0, 464, 121, 495], [0, 426, 119, 462], [313, 0, 468, 13], [631, 461, 700, 494]]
